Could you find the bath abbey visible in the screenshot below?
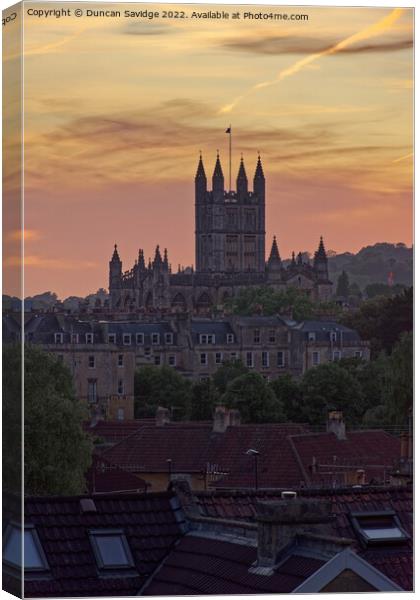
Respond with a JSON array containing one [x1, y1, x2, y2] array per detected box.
[[109, 153, 333, 312]]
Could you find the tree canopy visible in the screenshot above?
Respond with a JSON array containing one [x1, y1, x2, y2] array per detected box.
[[340, 287, 412, 356], [336, 270, 350, 298], [299, 363, 364, 428], [4, 345, 93, 496], [134, 365, 192, 419], [221, 372, 285, 423]]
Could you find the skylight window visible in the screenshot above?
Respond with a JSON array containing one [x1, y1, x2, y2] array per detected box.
[[350, 511, 409, 546], [89, 529, 134, 570], [3, 524, 49, 571]]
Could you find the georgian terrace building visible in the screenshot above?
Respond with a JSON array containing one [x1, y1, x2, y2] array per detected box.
[[4, 312, 369, 418]]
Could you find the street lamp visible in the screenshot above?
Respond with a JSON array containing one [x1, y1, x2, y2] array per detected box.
[[166, 459, 173, 486], [246, 449, 260, 491]]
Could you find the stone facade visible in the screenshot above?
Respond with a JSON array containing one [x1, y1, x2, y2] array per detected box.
[[109, 154, 333, 313], [9, 313, 369, 420]]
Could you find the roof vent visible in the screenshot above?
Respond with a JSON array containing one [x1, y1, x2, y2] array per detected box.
[[80, 498, 97, 513], [281, 491, 297, 500]]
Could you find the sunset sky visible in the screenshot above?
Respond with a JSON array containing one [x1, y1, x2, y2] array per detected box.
[[3, 3, 413, 298]]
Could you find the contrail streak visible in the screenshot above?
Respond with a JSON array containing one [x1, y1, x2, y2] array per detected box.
[[392, 152, 413, 163], [220, 8, 404, 114]]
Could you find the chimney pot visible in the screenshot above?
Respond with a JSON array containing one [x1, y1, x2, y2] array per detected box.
[[327, 411, 346, 440], [156, 406, 170, 427], [228, 409, 241, 427], [213, 405, 230, 433], [281, 491, 297, 500], [80, 498, 97, 513]]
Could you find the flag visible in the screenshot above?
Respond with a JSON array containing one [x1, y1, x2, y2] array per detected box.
[[225, 127, 231, 133]]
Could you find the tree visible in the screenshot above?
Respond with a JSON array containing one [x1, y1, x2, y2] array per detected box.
[[365, 283, 407, 299], [3, 344, 22, 493], [190, 379, 220, 421], [336, 270, 350, 298], [269, 374, 304, 422], [134, 365, 191, 419], [212, 359, 248, 395], [223, 286, 316, 320], [221, 372, 285, 423], [340, 287, 413, 357], [348, 282, 362, 298], [383, 332, 413, 426], [5, 345, 92, 496], [300, 363, 364, 428], [336, 355, 388, 419]]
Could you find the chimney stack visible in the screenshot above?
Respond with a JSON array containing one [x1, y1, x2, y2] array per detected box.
[[213, 406, 241, 433], [400, 432, 408, 461], [326, 411, 346, 440], [228, 409, 241, 428], [255, 497, 333, 571], [156, 406, 170, 427]]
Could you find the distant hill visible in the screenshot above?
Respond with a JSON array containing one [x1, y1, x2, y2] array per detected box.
[[327, 243, 413, 291], [3, 244, 412, 310]]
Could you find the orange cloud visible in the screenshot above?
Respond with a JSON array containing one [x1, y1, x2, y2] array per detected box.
[[5, 229, 42, 242], [4, 256, 97, 270]]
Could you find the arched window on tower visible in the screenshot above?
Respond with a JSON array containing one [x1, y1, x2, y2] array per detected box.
[[196, 292, 212, 314], [171, 293, 187, 312]]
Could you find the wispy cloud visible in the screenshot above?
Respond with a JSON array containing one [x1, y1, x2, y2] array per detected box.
[[221, 34, 412, 56], [220, 8, 405, 113], [122, 22, 175, 36], [392, 152, 413, 163], [5, 229, 42, 242], [4, 256, 97, 270]]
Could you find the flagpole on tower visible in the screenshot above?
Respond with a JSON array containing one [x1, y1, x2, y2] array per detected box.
[[229, 124, 232, 191], [226, 125, 232, 191]]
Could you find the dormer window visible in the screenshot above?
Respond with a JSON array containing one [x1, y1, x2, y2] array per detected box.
[[123, 333, 131, 346], [88, 529, 134, 570], [226, 333, 234, 344], [200, 334, 215, 345], [330, 331, 337, 342], [3, 524, 49, 572], [108, 333, 116, 344], [71, 333, 79, 344], [350, 511, 409, 546], [136, 333, 144, 345], [86, 333, 94, 344], [54, 333, 63, 344], [308, 332, 316, 342], [164, 333, 173, 345], [151, 333, 160, 345]]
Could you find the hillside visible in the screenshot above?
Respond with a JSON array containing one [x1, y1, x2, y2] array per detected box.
[[327, 243, 412, 290]]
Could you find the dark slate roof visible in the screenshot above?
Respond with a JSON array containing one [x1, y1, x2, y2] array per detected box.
[[102, 423, 308, 483], [107, 321, 175, 345], [83, 419, 154, 444], [103, 424, 216, 473], [2, 314, 21, 342], [207, 424, 309, 489], [193, 486, 413, 591], [234, 315, 293, 328], [289, 430, 400, 486], [102, 423, 400, 491], [19, 491, 185, 597], [24, 314, 104, 344], [142, 534, 325, 595], [86, 455, 149, 494], [294, 320, 361, 342], [190, 319, 235, 344]]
